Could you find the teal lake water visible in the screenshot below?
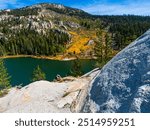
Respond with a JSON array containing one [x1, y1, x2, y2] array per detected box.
[[3, 57, 96, 86]]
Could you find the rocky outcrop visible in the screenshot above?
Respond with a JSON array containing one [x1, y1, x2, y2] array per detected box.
[[0, 69, 99, 113], [0, 3, 84, 35], [82, 29, 150, 113]]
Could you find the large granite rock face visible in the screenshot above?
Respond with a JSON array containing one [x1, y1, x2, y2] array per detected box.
[[0, 69, 99, 113], [83, 29, 150, 113]]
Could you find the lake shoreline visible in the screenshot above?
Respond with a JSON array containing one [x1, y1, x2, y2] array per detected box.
[[0, 55, 95, 61], [3, 56, 96, 86]]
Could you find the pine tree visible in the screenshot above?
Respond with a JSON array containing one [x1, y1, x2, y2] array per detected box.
[[95, 30, 112, 68], [0, 59, 11, 91], [32, 65, 46, 82], [70, 58, 83, 77], [105, 33, 112, 61], [94, 30, 105, 68]]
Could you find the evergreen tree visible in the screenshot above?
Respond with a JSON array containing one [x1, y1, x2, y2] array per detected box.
[[32, 65, 46, 82], [94, 30, 105, 68], [105, 33, 112, 61], [94, 30, 112, 68], [0, 59, 11, 91], [70, 58, 83, 77]]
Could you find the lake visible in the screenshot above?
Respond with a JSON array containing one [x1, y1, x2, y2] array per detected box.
[[4, 57, 96, 86]]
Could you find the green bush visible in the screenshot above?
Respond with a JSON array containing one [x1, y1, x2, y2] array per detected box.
[[32, 65, 46, 82]]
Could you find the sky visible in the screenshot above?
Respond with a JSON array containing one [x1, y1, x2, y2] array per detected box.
[[0, 0, 150, 16]]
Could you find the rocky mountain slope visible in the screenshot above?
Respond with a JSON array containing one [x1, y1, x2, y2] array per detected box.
[[0, 3, 90, 33], [82, 29, 150, 113], [1, 3, 150, 59], [0, 3, 96, 58]]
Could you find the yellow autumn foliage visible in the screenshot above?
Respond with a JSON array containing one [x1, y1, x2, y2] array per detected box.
[[67, 30, 96, 54]]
